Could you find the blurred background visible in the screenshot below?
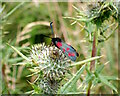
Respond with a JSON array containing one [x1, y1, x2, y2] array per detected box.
[[1, 1, 118, 94]]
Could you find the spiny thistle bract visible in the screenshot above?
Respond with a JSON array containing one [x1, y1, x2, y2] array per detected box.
[[87, 1, 118, 25], [29, 43, 71, 94], [38, 77, 60, 94]]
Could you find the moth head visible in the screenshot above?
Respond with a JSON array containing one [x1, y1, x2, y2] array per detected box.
[[52, 38, 62, 43]]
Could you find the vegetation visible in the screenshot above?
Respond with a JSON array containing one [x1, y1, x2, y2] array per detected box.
[[1, 1, 119, 95]]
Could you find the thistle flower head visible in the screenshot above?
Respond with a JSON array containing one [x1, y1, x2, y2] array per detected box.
[[29, 43, 71, 94], [87, 1, 118, 25], [38, 77, 60, 94]]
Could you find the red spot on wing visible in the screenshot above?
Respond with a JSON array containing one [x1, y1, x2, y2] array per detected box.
[[63, 48, 65, 53], [56, 42, 62, 48], [66, 48, 70, 51], [68, 52, 75, 57]]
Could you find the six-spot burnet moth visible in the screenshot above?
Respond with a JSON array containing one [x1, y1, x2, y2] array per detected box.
[[42, 22, 79, 61]]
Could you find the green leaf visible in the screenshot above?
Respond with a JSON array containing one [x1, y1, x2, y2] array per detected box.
[[82, 67, 94, 85], [92, 78, 100, 86], [84, 74, 94, 84], [7, 43, 30, 61], [8, 57, 24, 63], [13, 62, 30, 66], [98, 74, 118, 93], [27, 80, 41, 94], [94, 62, 109, 78], [95, 64, 104, 74], [60, 65, 86, 93], [2, 2, 24, 20], [64, 91, 94, 94], [25, 90, 34, 94], [72, 5, 86, 16], [68, 56, 103, 67], [102, 76, 119, 81]]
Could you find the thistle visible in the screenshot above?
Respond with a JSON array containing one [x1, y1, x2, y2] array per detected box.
[[29, 43, 71, 94], [87, 1, 118, 26]]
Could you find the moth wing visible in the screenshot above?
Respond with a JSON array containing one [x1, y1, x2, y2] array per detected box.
[[61, 42, 78, 61], [54, 40, 79, 61]]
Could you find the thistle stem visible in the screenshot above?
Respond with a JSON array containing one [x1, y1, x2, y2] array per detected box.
[[87, 27, 98, 96], [90, 30, 97, 70]]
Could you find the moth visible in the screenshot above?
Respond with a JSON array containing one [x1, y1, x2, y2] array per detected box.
[[42, 22, 79, 61]]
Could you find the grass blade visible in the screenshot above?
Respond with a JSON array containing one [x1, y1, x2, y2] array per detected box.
[[6, 43, 30, 61], [68, 56, 103, 67], [98, 74, 118, 93], [102, 76, 119, 81], [8, 57, 23, 63], [2, 2, 24, 19]]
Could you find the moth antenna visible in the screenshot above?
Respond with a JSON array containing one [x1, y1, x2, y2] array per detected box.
[[50, 22, 54, 37]]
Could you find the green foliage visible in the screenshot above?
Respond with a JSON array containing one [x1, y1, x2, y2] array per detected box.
[[60, 65, 86, 93], [1, 1, 118, 95], [7, 43, 102, 94]]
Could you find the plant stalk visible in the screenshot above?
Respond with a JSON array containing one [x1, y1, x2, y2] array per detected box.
[[90, 31, 97, 71], [87, 27, 98, 96]]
